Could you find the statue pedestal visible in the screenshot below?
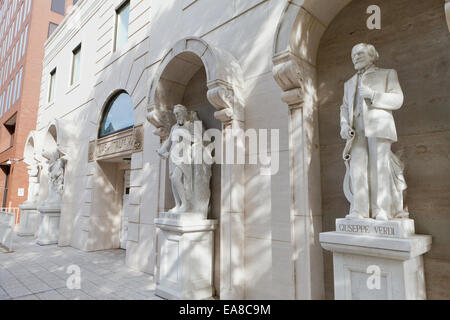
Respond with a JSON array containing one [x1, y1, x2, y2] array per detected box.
[[36, 206, 61, 246], [320, 218, 431, 300], [17, 204, 40, 237], [155, 213, 217, 300]]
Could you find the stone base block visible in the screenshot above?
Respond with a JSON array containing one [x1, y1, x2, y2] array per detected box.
[[36, 208, 61, 246], [17, 206, 39, 237], [155, 215, 217, 300], [336, 218, 415, 238], [0, 213, 15, 250], [320, 231, 432, 300]]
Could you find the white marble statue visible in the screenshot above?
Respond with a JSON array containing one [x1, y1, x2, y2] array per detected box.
[[340, 43, 408, 221], [24, 155, 42, 205], [156, 104, 212, 217], [40, 148, 67, 208]]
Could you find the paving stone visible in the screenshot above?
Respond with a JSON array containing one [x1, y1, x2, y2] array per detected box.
[[36, 290, 68, 300], [0, 236, 159, 301]]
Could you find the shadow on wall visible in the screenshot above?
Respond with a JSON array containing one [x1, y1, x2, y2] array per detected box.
[[317, 0, 450, 300]]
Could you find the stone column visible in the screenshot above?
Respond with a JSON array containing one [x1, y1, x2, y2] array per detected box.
[[272, 52, 325, 299], [208, 81, 245, 300]]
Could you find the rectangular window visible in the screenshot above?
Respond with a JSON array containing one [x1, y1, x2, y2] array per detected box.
[[26, 0, 32, 16], [6, 81, 12, 110], [18, 30, 24, 58], [48, 22, 58, 38], [51, 0, 65, 15], [48, 68, 56, 103], [114, 1, 130, 52], [21, 24, 28, 57], [0, 91, 4, 116], [71, 44, 81, 85], [23, 0, 28, 22], [12, 72, 18, 105], [11, 45, 16, 70], [15, 67, 23, 101], [19, 3, 23, 26]]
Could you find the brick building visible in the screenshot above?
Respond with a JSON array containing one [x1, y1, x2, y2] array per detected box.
[[0, 0, 70, 209]]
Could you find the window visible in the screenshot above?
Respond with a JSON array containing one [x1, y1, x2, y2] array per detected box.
[[114, 1, 130, 52], [70, 44, 81, 85], [48, 22, 58, 38], [15, 67, 23, 101], [73, 0, 79, 5], [99, 92, 134, 138], [0, 91, 4, 116], [21, 24, 28, 57], [48, 68, 56, 103], [12, 73, 18, 105], [51, 0, 65, 15]]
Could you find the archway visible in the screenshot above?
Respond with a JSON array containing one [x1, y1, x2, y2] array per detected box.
[[147, 37, 245, 299], [87, 90, 137, 251], [272, 0, 450, 300]]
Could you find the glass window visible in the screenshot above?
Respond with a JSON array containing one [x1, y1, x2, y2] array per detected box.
[[0, 91, 4, 116], [51, 0, 65, 15], [48, 22, 58, 38], [99, 92, 134, 138], [16, 67, 23, 101], [71, 44, 81, 85], [12, 72, 18, 104], [114, 1, 130, 52], [22, 24, 28, 57], [48, 68, 56, 102]]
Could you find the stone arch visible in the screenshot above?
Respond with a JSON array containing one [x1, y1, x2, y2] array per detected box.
[[43, 120, 60, 155], [272, 0, 449, 300], [147, 36, 245, 137], [147, 36, 246, 300], [23, 131, 37, 166]]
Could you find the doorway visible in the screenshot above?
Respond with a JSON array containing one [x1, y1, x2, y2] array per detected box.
[[120, 169, 131, 249]]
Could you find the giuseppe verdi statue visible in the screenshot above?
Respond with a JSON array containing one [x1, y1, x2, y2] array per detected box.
[[340, 43, 408, 221]]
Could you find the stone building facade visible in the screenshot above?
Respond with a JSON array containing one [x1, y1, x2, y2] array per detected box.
[[30, 0, 449, 299]]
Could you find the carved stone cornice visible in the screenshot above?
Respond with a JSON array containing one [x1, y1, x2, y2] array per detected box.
[[89, 125, 144, 162], [207, 80, 244, 123], [273, 51, 305, 107]]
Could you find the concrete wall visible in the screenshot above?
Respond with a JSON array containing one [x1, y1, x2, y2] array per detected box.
[[35, 0, 294, 299], [317, 0, 450, 300]]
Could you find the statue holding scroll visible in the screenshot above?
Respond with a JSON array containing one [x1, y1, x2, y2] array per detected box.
[[340, 43, 408, 221]]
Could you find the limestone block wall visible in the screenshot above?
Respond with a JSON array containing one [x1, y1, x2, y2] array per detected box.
[[34, 0, 296, 299], [317, 0, 450, 299]]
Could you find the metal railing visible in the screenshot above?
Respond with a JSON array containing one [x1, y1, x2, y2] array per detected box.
[[0, 207, 21, 225]]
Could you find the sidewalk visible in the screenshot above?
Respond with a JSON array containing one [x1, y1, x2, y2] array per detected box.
[[0, 235, 162, 300]]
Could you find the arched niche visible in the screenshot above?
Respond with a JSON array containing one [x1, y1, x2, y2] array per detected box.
[[272, 0, 450, 300], [147, 37, 246, 300], [23, 131, 37, 166], [316, 0, 450, 300]]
